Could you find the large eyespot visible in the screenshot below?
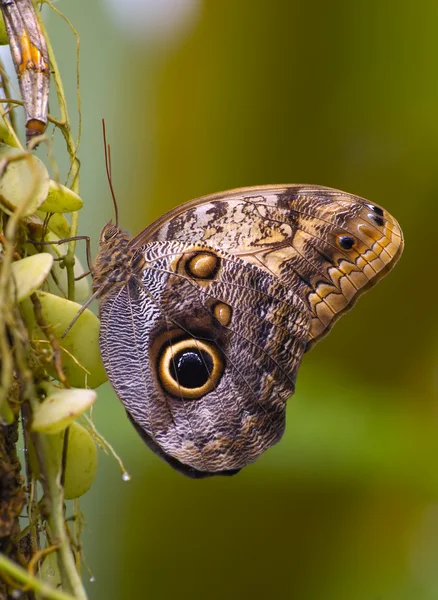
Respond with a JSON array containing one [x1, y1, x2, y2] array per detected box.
[[158, 338, 224, 399], [185, 251, 220, 280]]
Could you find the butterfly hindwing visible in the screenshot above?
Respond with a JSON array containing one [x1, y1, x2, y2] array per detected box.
[[98, 241, 309, 476]]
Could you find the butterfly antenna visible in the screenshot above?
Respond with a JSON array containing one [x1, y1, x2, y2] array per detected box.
[[108, 144, 113, 179], [102, 118, 119, 227]]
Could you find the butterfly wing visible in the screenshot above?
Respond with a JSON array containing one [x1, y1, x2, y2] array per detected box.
[[98, 241, 310, 477], [97, 184, 403, 476], [131, 185, 403, 348]]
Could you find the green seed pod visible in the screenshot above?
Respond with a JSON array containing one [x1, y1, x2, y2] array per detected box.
[[0, 12, 8, 45], [0, 113, 20, 148], [21, 291, 107, 388], [63, 421, 98, 499], [39, 180, 84, 213], [0, 143, 50, 216], [24, 218, 90, 301], [25, 230, 90, 302], [11, 253, 53, 302], [37, 549, 62, 595], [29, 421, 98, 499], [34, 211, 72, 239], [32, 387, 96, 433]]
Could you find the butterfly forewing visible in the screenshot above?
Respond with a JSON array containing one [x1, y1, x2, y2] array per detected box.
[[131, 185, 403, 348]]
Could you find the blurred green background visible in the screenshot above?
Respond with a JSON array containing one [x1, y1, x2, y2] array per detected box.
[[44, 1, 437, 598]]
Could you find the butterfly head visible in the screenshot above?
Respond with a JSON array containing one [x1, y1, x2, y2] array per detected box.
[[99, 221, 130, 244], [93, 222, 136, 293]]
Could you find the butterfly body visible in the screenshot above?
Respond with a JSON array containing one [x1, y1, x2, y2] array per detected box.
[[93, 185, 403, 477]]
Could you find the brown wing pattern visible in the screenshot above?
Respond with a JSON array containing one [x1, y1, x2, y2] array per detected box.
[[98, 242, 310, 475], [94, 184, 403, 475], [131, 185, 403, 348]]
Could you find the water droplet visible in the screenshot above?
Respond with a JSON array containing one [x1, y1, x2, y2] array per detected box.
[[89, 576, 96, 583], [122, 472, 131, 482]]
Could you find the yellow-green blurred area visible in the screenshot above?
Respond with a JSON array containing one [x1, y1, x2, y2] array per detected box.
[[46, 1, 436, 598]]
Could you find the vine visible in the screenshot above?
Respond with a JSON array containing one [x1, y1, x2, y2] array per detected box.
[[0, 2, 111, 598]]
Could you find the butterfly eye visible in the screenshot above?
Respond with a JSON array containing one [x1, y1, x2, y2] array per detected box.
[[337, 235, 355, 250], [158, 338, 224, 399], [104, 227, 118, 240], [100, 223, 119, 242]]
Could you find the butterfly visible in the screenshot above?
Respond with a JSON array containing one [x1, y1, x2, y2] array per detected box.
[[91, 184, 403, 478]]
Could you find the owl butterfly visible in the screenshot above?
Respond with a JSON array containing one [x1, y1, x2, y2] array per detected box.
[[92, 185, 403, 478]]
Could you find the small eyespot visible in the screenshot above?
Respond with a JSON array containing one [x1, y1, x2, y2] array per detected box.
[[366, 203, 384, 216], [212, 302, 232, 327], [337, 235, 355, 250], [158, 338, 224, 399], [186, 251, 220, 280], [368, 213, 384, 227]]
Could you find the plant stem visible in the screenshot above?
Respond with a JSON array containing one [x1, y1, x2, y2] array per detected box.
[[34, 432, 88, 600], [32, 0, 81, 301], [0, 553, 76, 600], [0, 152, 40, 416]]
